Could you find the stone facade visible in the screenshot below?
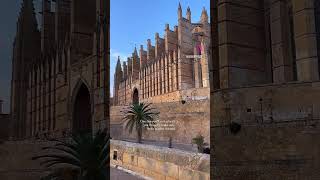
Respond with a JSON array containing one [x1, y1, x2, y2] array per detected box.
[[0, 140, 53, 180], [0, 100, 10, 140], [112, 4, 211, 105], [210, 0, 320, 179], [10, 0, 109, 139], [0, 114, 10, 140], [110, 140, 210, 180], [111, 98, 210, 145]]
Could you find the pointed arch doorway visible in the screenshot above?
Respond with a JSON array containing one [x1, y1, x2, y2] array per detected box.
[[132, 88, 139, 104], [72, 82, 92, 134]]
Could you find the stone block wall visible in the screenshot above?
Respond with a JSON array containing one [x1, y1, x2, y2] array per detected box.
[[0, 140, 53, 180], [211, 82, 320, 179], [110, 99, 210, 145], [110, 140, 210, 180], [212, 123, 320, 179], [211, 81, 320, 126], [0, 114, 10, 140], [142, 87, 209, 104]]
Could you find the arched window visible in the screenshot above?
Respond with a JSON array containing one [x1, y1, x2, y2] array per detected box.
[[132, 88, 139, 104]]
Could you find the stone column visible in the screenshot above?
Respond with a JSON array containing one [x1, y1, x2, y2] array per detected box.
[[168, 52, 173, 92], [217, 0, 267, 88], [146, 66, 150, 98], [194, 47, 200, 88], [149, 65, 152, 98], [149, 65, 152, 97], [26, 71, 32, 137], [35, 68, 38, 134], [119, 84, 122, 105], [45, 62, 49, 132], [201, 40, 210, 88], [177, 18, 194, 90], [292, 0, 319, 81], [149, 66, 151, 98], [40, 64, 44, 133], [154, 63, 157, 96], [143, 68, 146, 99], [156, 60, 161, 95], [33, 68, 37, 135], [155, 61, 158, 96], [50, 60, 55, 131], [31, 69, 35, 136], [123, 80, 126, 104], [270, 0, 294, 83], [152, 63, 156, 96], [161, 55, 165, 93], [164, 54, 169, 93], [211, 0, 220, 90], [172, 50, 178, 90], [139, 71, 143, 99]]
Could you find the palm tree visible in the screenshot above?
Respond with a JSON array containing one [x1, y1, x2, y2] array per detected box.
[[32, 130, 110, 180], [192, 134, 208, 153], [123, 102, 159, 143]]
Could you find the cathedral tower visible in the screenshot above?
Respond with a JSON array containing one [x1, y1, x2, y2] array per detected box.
[[11, 0, 41, 139], [113, 57, 123, 105]]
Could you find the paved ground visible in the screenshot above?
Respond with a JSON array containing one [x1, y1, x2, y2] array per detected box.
[[110, 167, 146, 180]]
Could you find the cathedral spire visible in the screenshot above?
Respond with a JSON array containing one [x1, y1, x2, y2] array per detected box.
[[186, 6, 191, 22], [14, 0, 40, 56], [116, 56, 122, 74], [178, 2, 182, 19], [117, 56, 121, 66], [201, 7, 208, 23], [19, 0, 39, 31], [134, 46, 138, 56]]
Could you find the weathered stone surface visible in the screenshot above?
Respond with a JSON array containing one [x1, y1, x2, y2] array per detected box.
[[211, 82, 320, 179], [111, 99, 210, 145], [111, 140, 210, 180], [12, 0, 109, 139], [0, 140, 55, 180]]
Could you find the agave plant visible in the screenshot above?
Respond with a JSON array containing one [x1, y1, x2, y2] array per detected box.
[[192, 134, 208, 153], [32, 130, 110, 180], [122, 102, 159, 143]]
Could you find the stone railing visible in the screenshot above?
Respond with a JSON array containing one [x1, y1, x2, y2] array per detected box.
[[110, 140, 210, 180]]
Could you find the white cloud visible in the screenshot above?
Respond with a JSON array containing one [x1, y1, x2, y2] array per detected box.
[[110, 49, 130, 63]]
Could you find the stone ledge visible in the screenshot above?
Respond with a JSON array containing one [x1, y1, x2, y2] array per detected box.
[[111, 140, 210, 180]]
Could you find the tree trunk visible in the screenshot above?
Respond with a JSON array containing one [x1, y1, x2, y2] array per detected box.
[[137, 127, 142, 143]]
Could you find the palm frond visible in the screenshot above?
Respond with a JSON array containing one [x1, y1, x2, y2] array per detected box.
[[123, 103, 159, 142], [32, 131, 110, 179]]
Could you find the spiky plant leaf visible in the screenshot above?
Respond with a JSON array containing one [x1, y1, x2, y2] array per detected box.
[[32, 130, 110, 180]]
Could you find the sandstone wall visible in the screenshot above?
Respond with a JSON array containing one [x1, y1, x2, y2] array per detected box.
[[111, 140, 210, 180], [0, 114, 10, 140], [212, 123, 320, 179], [0, 140, 53, 180], [211, 82, 320, 179], [211, 81, 320, 126], [142, 87, 209, 104], [110, 99, 210, 145]]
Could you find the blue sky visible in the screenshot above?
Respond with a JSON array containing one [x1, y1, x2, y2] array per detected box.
[[0, 0, 209, 112], [110, 0, 210, 96]]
